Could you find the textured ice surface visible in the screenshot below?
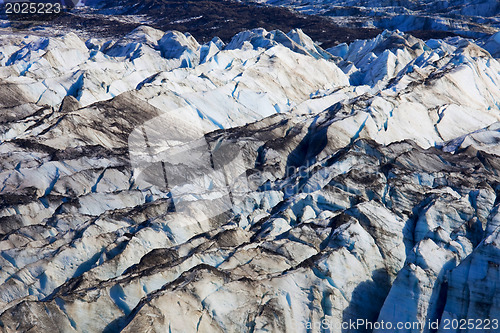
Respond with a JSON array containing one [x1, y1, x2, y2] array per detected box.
[[0, 27, 499, 332]]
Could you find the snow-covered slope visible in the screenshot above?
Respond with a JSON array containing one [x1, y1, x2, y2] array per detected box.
[[0, 26, 500, 332]]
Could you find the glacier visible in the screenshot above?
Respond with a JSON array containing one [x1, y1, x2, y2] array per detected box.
[[0, 22, 499, 333], [238, 0, 500, 38]]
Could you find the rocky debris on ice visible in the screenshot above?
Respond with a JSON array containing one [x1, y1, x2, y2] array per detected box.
[[0, 26, 500, 332], [239, 0, 500, 38]]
